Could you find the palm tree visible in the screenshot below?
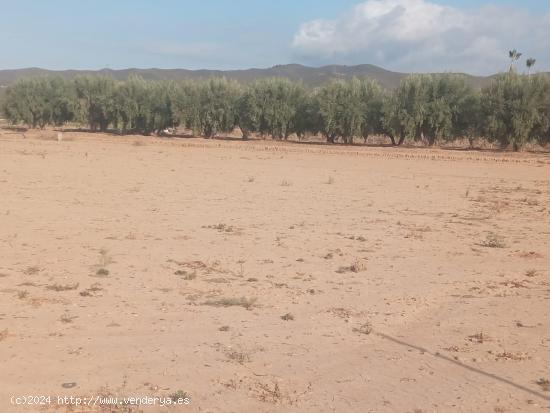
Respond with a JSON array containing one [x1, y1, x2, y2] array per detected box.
[[509, 49, 522, 72], [526, 58, 536, 76]]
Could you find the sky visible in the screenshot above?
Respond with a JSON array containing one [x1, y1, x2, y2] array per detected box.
[[0, 0, 549, 75]]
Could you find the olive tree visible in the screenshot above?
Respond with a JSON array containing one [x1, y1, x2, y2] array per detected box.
[[171, 80, 201, 134], [481, 72, 539, 150], [237, 78, 306, 140], [196, 78, 241, 138], [317, 78, 380, 144], [73, 75, 117, 131], [382, 75, 428, 145]]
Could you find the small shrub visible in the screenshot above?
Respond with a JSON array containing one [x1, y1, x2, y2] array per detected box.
[[350, 260, 367, 272], [480, 232, 506, 248], [337, 259, 367, 273], [168, 390, 190, 403]]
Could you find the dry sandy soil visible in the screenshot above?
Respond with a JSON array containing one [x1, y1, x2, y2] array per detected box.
[[1, 128, 550, 413]]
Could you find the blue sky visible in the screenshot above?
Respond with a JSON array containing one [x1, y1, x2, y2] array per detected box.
[[0, 0, 549, 74]]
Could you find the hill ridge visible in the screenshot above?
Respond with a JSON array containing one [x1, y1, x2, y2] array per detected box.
[[0, 64, 539, 89]]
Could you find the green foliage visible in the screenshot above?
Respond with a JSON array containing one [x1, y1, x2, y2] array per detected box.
[[171, 80, 200, 133], [73, 75, 117, 131], [238, 78, 306, 139], [481, 72, 544, 150], [425, 75, 478, 144], [317, 78, 383, 144], [385, 75, 435, 144], [3, 77, 75, 128], [2, 72, 549, 150], [196, 78, 241, 137], [113, 76, 174, 135], [294, 91, 321, 140], [530, 75, 550, 145], [382, 74, 477, 146]]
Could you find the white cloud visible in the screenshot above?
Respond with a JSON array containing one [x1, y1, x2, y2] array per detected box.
[[292, 0, 550, 74]]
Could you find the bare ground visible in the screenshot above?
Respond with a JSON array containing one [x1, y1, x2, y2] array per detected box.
[[1, 129, 550, 413]]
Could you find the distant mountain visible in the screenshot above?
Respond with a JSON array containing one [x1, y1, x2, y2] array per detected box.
[[0, 64, 512, 90]]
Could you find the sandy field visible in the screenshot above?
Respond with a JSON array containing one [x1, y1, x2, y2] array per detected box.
[[1, 128, 550, 413]]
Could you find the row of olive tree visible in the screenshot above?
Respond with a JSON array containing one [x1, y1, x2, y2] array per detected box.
[[3, 72, 550, 150]]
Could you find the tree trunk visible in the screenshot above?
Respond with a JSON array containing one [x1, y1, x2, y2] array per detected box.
[[397, 134, 405, 146]]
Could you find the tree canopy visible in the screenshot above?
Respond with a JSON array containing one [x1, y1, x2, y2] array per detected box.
[[3, 71, 550, 151]]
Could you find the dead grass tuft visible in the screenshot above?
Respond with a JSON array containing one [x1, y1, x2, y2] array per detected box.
[[23, 266, 41, 275], [337, 259, 367, 273], [80, 283, 103, 297], [203, 297, 257, 309], [59, 312, 78, 324], [203, 223, 236, 233], [46, 283, 79, 292], [174, 270, 197, 280], [255, 382, 283, 404], [495, 351, 529, 361], [353, 322, 373, 335], [226, 350, 251, 364], [17, 290, 29, 300], [467, 332, 490, 344]]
